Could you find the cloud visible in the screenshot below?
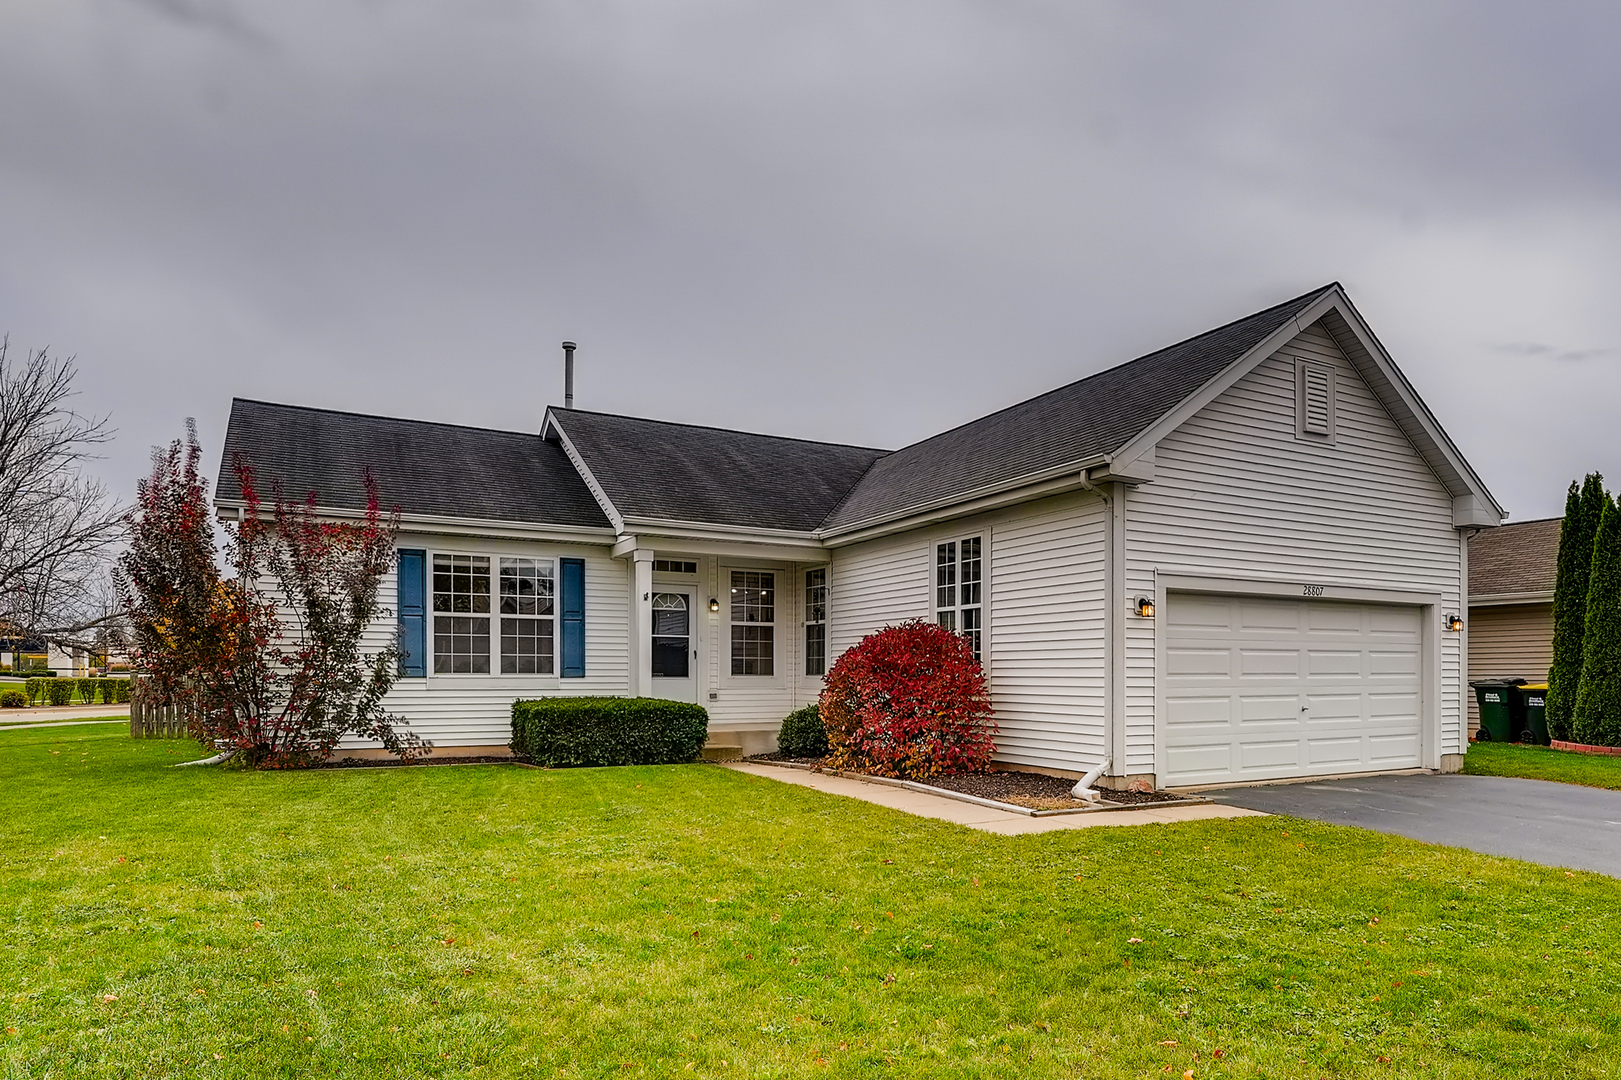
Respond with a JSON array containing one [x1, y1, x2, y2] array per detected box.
[[1488, 343, 1618, 362], [121, 0, 271, 48]]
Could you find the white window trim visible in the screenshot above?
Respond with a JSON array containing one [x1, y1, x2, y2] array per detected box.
[[1295, 357, 1337, 443], [803, 567, 828, 678], [427, 546, 562, 680], [723, 565, 783, 682], [932, 534, 986, 667]]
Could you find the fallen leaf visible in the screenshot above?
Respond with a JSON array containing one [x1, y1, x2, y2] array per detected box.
[[1159, 1039, 1179, 1046], [1128, 937, 1144, 944], [101, 995, 117, 1003], [1184, 1071, 1195, 1080]]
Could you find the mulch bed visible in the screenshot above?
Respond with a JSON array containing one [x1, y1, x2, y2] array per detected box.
[[747, 756, 1188, 810], [921, 770, 1186, 810]]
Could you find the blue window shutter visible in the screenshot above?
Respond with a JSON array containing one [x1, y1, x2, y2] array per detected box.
[[560, 557, 585, 678], [397, 549, 426, 678]]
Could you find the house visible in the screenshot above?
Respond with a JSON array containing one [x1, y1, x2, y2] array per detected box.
[[1466, 517, 1559, 727], [215, 282, 1504, 789]]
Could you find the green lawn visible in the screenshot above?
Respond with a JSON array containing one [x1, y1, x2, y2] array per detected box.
[[1464, 740, 1621, 790], [4, 731, 1619, 1079]]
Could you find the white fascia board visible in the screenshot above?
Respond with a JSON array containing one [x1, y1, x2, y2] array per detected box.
[[818, 468, 1103, 548], [1105, 286, 1508, 526], [816, 456, 1109, 545], [612, 532, 830, 564], [1309, 293, 1507, 523], [617, 516, 821, 544], [1102, 305, 1321, 477], [540, 410, 629, 534], [1469, 590, 1554, 608], [212, 499, 617, 545]]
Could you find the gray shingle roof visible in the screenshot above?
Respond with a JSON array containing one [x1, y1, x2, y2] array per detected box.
[[817, 284, 1337, 532], [216, 399, 611, 529], [548, 409, 888, 533], [1470, 517, 1561, 597]]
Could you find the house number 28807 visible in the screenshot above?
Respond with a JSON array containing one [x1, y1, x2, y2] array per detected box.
[[1302, 584, 1325, 597]]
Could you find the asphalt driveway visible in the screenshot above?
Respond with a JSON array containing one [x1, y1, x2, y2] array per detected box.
[[1209, 773, 1621, 878]]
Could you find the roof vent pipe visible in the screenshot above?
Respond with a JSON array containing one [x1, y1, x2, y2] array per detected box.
[[561, 341, 576, 409]]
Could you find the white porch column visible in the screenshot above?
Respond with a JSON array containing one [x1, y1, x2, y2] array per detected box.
[[631, 549, 655, 698]]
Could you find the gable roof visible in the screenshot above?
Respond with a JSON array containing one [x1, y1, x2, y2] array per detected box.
[[215, 399, 611, 530], [544, 408, 888, 533], [818, 285, 1336, 532], [1470, 517, 1561, 598]]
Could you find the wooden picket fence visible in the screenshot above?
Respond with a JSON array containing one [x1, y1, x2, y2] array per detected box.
[[128, 677, 198, 739]]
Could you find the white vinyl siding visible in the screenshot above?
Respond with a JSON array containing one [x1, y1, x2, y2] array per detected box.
[[1466, 602, 1553, 727], [984, 491, 1108, 772], [345, 533, 628, 749], [1126, 324, 1464, 777], [828, 489, 1106, 776]]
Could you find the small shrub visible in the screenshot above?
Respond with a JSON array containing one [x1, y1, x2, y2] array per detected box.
[[511, 697, 709, 767], [113, 679, 132, 704], [0, 690, 25, 708], [46, 680, 74, 706], [77, 678, 98, 705], [776, 704, 829, 758], [820, 619, 996, 779], [24, 677, 54, 706], [96, 679, 116, 704]]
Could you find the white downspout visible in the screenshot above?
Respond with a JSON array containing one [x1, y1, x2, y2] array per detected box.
[[1071, 756, 1111, 803]]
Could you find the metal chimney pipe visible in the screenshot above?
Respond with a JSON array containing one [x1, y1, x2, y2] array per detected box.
[[561, 341, 576, 409]]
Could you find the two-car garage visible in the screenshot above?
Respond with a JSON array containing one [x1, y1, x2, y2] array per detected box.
[[1160, 591, 1427, 788]]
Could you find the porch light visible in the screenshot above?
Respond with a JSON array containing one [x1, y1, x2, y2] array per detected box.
[[1446, 613, 1463, 632], [709, 597, 720, 613], [1135, 597, 1155, 618]]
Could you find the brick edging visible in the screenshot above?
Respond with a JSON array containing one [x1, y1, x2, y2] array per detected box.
[[1551, 740, 1621, 757]]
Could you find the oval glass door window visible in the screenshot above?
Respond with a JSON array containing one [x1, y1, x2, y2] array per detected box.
[[652, 593, 690, 678]]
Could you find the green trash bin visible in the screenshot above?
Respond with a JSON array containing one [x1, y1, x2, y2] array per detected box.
[[1471, 679, 1524, 743], [1516, 683, 1550, 745]]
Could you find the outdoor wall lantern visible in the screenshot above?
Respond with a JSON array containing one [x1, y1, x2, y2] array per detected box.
[[709, 598, 721, 613], [1135, 597, 1155, 618], [1446, 613, 1463, 632]]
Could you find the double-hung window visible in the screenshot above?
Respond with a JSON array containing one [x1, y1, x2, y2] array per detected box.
[[804, 567, 827, 676], [935, 537, 983, 663], [730, 570, 775, 676], [433, 554, 491, 673], [499, 557, 555, 674]]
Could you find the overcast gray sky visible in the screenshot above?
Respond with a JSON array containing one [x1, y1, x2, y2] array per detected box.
[[3, 1, 1618, 521]]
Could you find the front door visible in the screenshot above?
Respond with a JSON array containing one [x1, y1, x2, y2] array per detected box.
[[651, 591, 697, 701]]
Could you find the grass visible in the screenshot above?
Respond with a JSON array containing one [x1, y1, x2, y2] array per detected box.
[[1463, 740, 1621, 790], [3, 732, 1620, 1079]]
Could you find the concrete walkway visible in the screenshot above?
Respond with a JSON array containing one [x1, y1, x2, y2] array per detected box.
[[726, 761, 1266, 835], [0, 716, 129, 732], [0, 703, 128, 726]]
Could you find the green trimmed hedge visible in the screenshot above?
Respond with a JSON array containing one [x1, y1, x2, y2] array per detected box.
[[20, 676, 131, 706], [776, 703, 829, 758], [510, 697, 709, 767]]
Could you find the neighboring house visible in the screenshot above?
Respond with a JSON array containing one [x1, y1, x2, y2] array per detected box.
[[1466, 517, 1559, 728], [216, 283, 1504, 789]]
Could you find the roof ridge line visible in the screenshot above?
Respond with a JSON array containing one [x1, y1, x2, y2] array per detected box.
[[550, 407, 892, 454], [231, 397, 545, 439]]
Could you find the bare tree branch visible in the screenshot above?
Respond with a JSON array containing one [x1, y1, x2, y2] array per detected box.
[[0, 337, 125, 654]]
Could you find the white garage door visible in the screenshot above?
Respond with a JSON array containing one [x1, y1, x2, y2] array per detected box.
[[1163, 592, 1423, 787]]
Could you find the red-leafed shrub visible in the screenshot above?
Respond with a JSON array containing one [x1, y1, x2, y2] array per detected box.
[[819, 620, 995, 779]]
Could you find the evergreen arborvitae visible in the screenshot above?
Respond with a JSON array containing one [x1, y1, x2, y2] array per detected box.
[[1546, 472, 1606, 740], [1571, 495, 1621, 746]]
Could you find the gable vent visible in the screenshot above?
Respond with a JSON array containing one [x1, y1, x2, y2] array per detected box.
[[1296, 359, 1335, 441]]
